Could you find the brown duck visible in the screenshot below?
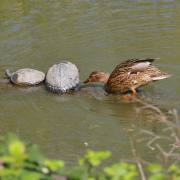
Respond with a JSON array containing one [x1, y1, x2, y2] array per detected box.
[[84, 58, 171, 97]]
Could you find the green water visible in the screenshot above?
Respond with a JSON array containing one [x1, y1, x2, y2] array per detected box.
[[0, 0, 180, 164]]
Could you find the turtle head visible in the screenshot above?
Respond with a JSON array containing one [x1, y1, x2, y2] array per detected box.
[[84, 71, 110, 84], [5, 69, 12, 78]]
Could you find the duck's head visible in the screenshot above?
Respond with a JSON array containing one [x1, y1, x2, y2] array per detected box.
[[84, 71, 110, 84]]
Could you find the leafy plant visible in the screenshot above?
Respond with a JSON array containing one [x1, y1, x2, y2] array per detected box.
[[104, 163, 138, 180], [0, 133, 64, 179], [0, 133, 179, 180]]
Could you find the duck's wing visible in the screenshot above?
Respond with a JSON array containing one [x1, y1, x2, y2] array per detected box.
[[120, 58, 156, 69], [112, 58, 157, 73], [108, 58, 159, 80]]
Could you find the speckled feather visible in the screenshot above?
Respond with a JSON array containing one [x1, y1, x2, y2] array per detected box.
[[105, 58, 170, 93]]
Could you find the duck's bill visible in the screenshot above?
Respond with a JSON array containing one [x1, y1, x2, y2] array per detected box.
[[83, 78, 90, 83]]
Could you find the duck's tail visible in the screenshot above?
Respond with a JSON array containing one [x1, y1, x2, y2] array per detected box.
[[146, 65, 171, 81], [152, 74, 171, 81]]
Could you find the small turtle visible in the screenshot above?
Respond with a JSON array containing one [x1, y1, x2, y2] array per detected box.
[[45, 61, 80, 93], [5, 68, 45, 86]]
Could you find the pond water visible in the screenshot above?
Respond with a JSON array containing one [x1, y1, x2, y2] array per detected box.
[[0, 0, 180, 165]]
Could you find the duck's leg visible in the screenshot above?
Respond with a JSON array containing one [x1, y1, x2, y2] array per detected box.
[[122, 94, 133, 102], [122, 87, 137, 102], [130, 87, 137, 97]]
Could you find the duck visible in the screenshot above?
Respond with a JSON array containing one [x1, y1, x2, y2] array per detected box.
[[83, 58, 171, 97]]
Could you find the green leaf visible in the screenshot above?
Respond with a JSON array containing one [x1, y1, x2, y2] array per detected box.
[[44, 159, 64, 171], [9, 140, 25, 156], [104, 162, 137, 180], [1, 155, 15, 164], [147, 164, 164, 173], [147, 164, 170, 180], [9, 140, 26, 157], [149, 173, 169, 180], [8, 140, 27, 164], [19, 170, 42, 180], [65, 166, 88, 179], [0, 168, 21, 177], [27, 144, 45, 164], [88, 177, 96, 180], [80, 150, 111, 167], [169, 164, 180, 179]]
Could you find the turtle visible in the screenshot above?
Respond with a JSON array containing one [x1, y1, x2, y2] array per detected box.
[[45, 61, 80, 93], [5, 68, 45, 86]]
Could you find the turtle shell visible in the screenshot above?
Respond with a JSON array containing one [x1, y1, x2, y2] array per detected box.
[[9, 68, 45, 86], [45, 61, 80, 93]]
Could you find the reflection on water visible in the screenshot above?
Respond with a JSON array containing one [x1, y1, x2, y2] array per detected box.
[[0, 0, 180, 164]]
